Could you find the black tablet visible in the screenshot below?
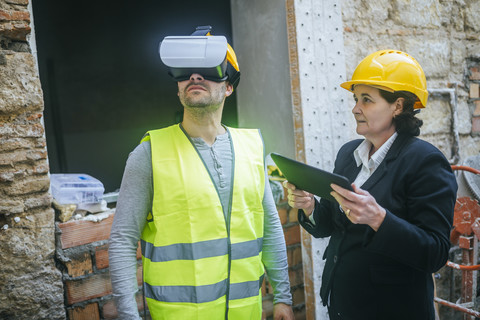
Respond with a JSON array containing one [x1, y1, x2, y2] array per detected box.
[[270, 152, 353, 202]]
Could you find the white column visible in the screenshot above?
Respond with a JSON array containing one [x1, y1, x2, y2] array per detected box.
[[291, 0, 354, 318]]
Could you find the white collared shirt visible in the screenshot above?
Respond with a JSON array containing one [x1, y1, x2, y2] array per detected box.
[[353, 132, 398, 187]]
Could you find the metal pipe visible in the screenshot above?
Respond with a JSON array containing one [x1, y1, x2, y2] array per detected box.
[[451, 166, 480, 175], [434, 297, 480, 317], [446, 260, 480, 271], [428, 87, 460, 164]]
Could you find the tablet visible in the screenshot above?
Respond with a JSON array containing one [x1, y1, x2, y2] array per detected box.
[[270, 152, 353, 203]]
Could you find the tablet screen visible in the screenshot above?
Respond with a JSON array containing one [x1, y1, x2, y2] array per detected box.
[[270, 153, 352, 202]]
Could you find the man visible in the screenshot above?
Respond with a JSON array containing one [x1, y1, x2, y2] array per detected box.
[[109, 26, 294, 320]]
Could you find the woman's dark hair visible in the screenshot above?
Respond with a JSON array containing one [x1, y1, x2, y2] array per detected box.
[[379, 90, 423, 136]]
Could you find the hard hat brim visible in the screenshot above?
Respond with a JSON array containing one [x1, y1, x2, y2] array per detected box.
[[340, 80, 427, 108]]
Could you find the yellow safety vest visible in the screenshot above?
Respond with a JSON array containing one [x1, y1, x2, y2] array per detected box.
[[140, 124, 265, 320]]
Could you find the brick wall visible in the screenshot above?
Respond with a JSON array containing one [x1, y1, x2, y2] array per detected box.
[[55, 193, 306, 320], [56, 210, 145, 319], [0, 0, 65, 318]]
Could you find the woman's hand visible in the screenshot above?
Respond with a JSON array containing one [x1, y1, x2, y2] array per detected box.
[[330, 183, 386, 231], [283, 180, 315, 216]]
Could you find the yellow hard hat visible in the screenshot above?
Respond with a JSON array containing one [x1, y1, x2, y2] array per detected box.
[[340, 50, 428, 109]]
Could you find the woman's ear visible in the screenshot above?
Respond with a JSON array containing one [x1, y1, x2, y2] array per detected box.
[[393, 97, 405, 116]]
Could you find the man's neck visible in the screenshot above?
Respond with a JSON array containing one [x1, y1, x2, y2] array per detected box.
[[181, 110, 226, 146]]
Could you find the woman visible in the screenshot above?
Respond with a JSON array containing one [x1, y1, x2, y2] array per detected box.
[[284, 50, 457, 320]]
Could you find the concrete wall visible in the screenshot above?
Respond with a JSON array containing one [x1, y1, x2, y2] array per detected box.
[[0, 1, 65, 319], [230, 0, 296, 159]]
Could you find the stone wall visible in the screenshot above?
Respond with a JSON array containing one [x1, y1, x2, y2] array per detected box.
[[341, 0, 480, 162], [0, 0, 65, 319]]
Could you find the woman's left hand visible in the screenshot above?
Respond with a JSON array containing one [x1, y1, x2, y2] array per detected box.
[[330, 183, 386, 231]]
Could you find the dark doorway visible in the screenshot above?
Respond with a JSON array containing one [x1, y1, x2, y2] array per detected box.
[[32, 0, 237, 192]]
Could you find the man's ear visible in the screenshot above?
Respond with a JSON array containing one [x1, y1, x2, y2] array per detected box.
[[225, 82, 234, 97]]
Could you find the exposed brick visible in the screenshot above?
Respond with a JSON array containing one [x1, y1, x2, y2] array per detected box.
[[277, 207, 288, 225], [292, 286, 305, 305], [470, 83, 480, 99], [474, 101, 480, 117], [288, 268, 304, 287], [67, 302, 99, 320], [102, 242, 144, 268], [137, 243, 142, 259], [287, 245, 303, 267], [101, 298, 117, 320], [136, 264, 143, 287], [473, 116, 480, 134], [283, 224, 301, 246], [57, 212, 114, 249], [471, 67, 480, 80], [288, 208, 298, 223], [261, 276, 266, 296], [95, 244, 109, 270], [66, 272, 112, 304], [65, 251, 93, 278]]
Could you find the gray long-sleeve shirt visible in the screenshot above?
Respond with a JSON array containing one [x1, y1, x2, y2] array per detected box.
[[109, 131, 292, 319]]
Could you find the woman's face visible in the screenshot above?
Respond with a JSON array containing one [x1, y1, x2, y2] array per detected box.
[[352, 85, 402, 145]]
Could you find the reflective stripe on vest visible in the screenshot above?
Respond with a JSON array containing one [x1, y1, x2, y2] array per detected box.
[[140, 124, 265, 319]]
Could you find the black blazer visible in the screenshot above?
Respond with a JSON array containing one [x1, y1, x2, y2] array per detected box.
[[299, 134, 457, 320]]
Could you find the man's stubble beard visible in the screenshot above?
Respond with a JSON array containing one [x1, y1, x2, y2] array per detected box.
[[179, 83, 226, 116]]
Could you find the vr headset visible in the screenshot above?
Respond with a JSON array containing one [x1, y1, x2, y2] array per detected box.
[[159, 26, 240, 89]]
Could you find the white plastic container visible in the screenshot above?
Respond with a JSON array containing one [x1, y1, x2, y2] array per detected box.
[[50, 174, 105, 205]]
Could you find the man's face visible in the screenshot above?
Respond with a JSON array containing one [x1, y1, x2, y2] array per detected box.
[[177, 73, 232, 112]]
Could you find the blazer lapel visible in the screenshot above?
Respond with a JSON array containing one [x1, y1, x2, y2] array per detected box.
[[344, 158, 361, 183], [360, 134, 413, 191]]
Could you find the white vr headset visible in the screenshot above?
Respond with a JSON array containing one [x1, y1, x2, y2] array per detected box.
[[159, 35, 230, 82]]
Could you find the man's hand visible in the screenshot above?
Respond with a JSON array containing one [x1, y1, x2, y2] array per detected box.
[[273, 302, 295, 320]]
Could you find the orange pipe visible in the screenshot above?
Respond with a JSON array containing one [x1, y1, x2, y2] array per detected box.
[[451, 165, 480, 175], [446, 260, 480, 271]]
